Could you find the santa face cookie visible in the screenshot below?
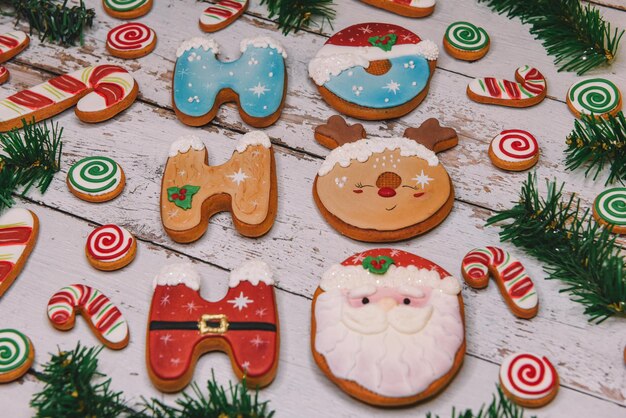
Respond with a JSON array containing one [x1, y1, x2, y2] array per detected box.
[[312, 249, 465, 406], [358, 0, 435, 17], [0, 208, 38, 298], [308, 23, 438, 120]]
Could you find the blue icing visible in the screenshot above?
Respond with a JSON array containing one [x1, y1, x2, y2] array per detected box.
[[323, 55, 430, 109], [174, 46, 285, 119]]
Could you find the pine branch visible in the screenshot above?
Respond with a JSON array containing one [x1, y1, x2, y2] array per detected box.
[[477, 0, 624, 74], [565, 111, 626, 185], [260, 0, 335, 36], [487, 173, 626, 322], [426, 386, 536, 418]]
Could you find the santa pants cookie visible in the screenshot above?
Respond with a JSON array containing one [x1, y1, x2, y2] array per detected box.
[[0, 208, 38, 298], [0, 329, 34, 382]]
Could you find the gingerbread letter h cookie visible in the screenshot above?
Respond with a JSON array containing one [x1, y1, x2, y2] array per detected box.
[[161, 132, 277, 243]]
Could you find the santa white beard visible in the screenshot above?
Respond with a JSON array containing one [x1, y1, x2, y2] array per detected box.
[[314, 289, 464, 398]]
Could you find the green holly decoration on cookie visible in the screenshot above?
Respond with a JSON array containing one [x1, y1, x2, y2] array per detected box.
[[167, 185, 200, 210], [368, 34, 397, 52], [362, 256, 395, 274]]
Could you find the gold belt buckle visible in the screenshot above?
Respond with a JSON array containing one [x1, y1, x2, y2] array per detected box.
[[198, 314, 229, 334]]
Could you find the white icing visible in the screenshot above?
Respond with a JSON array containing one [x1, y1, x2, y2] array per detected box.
[[229, 260, 274, 288], [410, 0, 436, 7], [500, 353, 556, 400], [240, 36, 288, 59], [176, 37, 220, 58], [235, 131, 271, 153], [318, 137, 439, 176], [169, 135, 205, 157], [0, 208, 35, 228], [320, 264, 461, 295], [153, 263, 201, 290], [308, 41, 438, 86]]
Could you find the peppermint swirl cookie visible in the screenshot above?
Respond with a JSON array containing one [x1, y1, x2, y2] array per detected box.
[[443, 21, 490, 61], [0, 328, 34, 383], [103, 0, 152, 19], [567, 78, 622, 119], [106, 22, 156, 59], [488, 129, 539, 171], [85, 224, 136, 271], [500, 353, 559, 407], [593, 187, 626, 233], [67, 156, 125, 202]]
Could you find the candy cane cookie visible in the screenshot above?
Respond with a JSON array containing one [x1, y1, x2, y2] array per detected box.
[[467, 65, 547, 108], [500, 353, 559, 408], [0, 31, 30, 85], [488, 130, 539, 171], [443, 22, 489, 61], [200, 0, 248, 33], [67, 156, 126, 202], [106, 22, 157, 59], [567, 78, 622, 119], [462, 246, 538, 318], [0, 64, 138, 132], [358, 0, 436, 17], [85, 224, 136, 271], [0, 329, 34, 382], [103, 0, 153, 19], [0, 208, 38, 298], [47, 284, 129, 349], [593, 188, 626, 234]]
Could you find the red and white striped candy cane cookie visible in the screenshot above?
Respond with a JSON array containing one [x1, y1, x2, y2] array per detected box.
[[199, 0, 248, 33], [85, 224, 137, 271], [488, 129, 539, 171], [47, 284, 129, 349], [0, 64, 139, 132], [0, 208, 38, 298], [106, 22, 157, 59], [499, 353, 559, 407], [467, 65, 547, 108], [461, 246, 538, 318], [0, 31, 30, 85], [358, 0, 436, 17]]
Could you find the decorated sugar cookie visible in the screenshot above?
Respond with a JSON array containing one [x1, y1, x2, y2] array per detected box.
[[67, 156, 125, 202], [48, 284, 129, 349], [147, 262, 279, 392], [308, 23, 438, 120], [500, 353, 559, 408], [106, 22, 157, 59], [488, 130, 539, 171], [312, 249, 465, 406], [0, 329, 34, 383], [462, 246, 538, 319], [467, 65, 546, 108], [313, 116, 457, 242], [103, 0, 153, 19], [593, 188, 626, 234], [0, 65, 138, 132], [161, 132, 277, 243], [0, 31, 30, 85], [566, 78, 622, 119], [358, 0, 435, 17], [200, 0, 248, 32], [85, 224, 136, 271], [0, 208, 38, 298], [443, 21, 489, 61], [173, 37, 287, 128]]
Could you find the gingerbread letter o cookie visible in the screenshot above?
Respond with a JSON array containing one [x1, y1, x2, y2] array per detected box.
[[500, 353, 559, 408], [308, 23, 438, 120], [85, 224, 137, 271], [0, 31, 30, 85], [358, 0, 435, 17], [0, 329, 34, 383], [467, 66, 546, 108], [488, 130, 539, 171], [312, 249, 465, 406], [147, 262, 279, 392], [0, 208, 38, 298]]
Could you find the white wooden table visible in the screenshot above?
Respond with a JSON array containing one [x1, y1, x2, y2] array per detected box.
[[0, 1, 625, 416]]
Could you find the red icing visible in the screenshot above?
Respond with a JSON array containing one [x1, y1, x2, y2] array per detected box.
[[94, 83, 126, 107], [503, 80, 521, 99], [8, 90, 54, 109], [0, 226, 32, 245], [341, 248, 451, 279], [89, 65, 127, 85], [0, 35, 19, 49], [325, 22, 421, 47], [49, 74, 87, 94], [484, 78, 501, 97], [507, 354, 556, 395], [0, 260, 13, 282]]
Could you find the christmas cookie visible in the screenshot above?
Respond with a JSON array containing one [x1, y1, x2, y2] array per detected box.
[[0, 65, 138, 132], [467, 66, 546, 108], [358, 0, 435, 17], [462, 246, 538, 319], [443, 22, 489, 61], [566, 78, 622, 119], [593, 188, 626, 234], [173, 37, 287, 128], [0, 208, 38, 298], [85, 224, 136, 271], [313, 117, 457, 242], [103, 0, 153, 19], [312, 249, 465, 406], [488, 129, 539, 171], [314, 115, 366, 149], [161, 132, 277, 243], [0, 329, 34, 383], [67, 156, 125, 202], [47, 284, 130, 350], [106, 22, 157, 59], [200, 0, 248, 32], [147, 262, 279, 392], [308, 23, 438, 120], [0, 31, 30, 85], [500, 353, 559, 408]]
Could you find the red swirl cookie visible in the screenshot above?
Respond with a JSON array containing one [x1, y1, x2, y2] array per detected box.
[[499, 352, 559, 407], [85, 224, 137, 271], [488, 129, 539, 171], [106, 22, 156, 59]]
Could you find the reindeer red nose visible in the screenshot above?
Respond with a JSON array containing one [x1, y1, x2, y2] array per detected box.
[[378, 188, 396, 197], [376, 172, 401, 198]]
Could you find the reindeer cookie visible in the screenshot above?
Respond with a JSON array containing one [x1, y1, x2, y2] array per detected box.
[[313, 116, 457, 242], [160, 132, 277, 243], [147, 262, 279, 392], [0, 31, 29, 85]]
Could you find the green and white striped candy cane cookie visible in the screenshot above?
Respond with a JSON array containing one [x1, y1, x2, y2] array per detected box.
[[567, 78, 622, 117], [445, 21, 489, 52], [594, 187, 626, 227], [68, 156, 123, 197], [104, 0, 150, 13]]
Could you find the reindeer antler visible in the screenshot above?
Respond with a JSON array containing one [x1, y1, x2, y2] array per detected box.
[[314, 115, 367, 149], [403, 118, 458, 153]]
